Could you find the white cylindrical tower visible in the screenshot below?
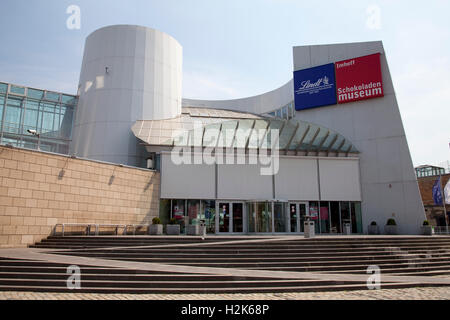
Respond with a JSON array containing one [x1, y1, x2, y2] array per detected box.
[[71, 25, 182, 166]]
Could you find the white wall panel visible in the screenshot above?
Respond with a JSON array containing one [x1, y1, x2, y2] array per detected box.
[[182, 79, 294, 115], [319, 159, 361, 201], [274, 157, 319, 200], [161, 153, 215, 199], [217, 163, 273, 200]]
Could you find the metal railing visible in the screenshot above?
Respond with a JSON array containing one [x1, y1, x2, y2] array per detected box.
[[53, 223, 147, 236], [124, 224, 150, 235], [433, 226, 450, 235]]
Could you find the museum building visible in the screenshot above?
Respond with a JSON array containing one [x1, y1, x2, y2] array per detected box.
[[0, 25, 426, 237]]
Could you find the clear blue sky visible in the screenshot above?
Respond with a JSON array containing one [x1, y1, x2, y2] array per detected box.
[[0, 0, 449, 168]]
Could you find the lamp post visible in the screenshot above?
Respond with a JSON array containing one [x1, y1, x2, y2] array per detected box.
[[27, 129, 41, 151]]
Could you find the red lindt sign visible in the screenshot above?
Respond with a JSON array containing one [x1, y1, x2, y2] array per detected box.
[[335, 53, 383, 104]]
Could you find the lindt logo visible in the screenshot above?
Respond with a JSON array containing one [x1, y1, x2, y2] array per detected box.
[[297, 76, 329, 91], [296, 76, 331, 94]]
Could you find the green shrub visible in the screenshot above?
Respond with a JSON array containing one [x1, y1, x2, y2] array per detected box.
[[370, 221, 377, 226], [386, 218, 396, 226], [152, 217, 161, 225], [423, 220, 430, 226], [169, 218, 178, 225]]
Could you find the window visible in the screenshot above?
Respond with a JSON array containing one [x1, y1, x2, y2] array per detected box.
[[282, 106, 288, 119], [4, 96, 23, 133], [45, 91, 60, 102], [61, 94, 77, 105], [60, 105, 74, 139], [0, 96, 4, 128], [308, 201, 320, 233], [23, 99, 40, 133], [187, 200, 200, 225], [172, 199, 186, 233], [200, 200, 216, 233], [320, 202, 330, 233], [0, 83, 7, 94], [27, 88, 44, 100], [10, 85, 25, 95], [340, 201, 350, 233], [159, 199, 171, 225]]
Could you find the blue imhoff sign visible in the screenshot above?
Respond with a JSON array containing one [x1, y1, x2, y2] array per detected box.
[[293, 63, 337, 111]]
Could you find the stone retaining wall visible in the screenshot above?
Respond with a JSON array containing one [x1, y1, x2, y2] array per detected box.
[[0, 146, 160, 247]]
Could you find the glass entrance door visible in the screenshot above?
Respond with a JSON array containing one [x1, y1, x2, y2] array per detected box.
[[218, 202, 230, 232], [217, 202, 244, 233], [288, 202, 309, 233], [247, 202, 272, 233], [232, 203, 243, 232]]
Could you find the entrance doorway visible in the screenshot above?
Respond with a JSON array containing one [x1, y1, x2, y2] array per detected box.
[[288, 202, 309, 233], [216, 202, 244, 233]]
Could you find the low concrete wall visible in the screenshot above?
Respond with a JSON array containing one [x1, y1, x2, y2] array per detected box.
[[0, 146, 160, 247]]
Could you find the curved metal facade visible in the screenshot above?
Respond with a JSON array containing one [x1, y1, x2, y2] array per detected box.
[[71, 25, 182, 166]]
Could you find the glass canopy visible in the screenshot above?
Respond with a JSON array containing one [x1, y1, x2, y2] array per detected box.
[[132, 107, 359, 155]]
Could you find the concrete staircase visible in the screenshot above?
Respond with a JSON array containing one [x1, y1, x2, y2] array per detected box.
[[0, 236, 449, 293]]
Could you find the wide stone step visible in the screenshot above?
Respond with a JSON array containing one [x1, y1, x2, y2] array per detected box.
[[34, 238, 450, 245], [246, 260, 450, 272], [0, 272, 277, 282], [92, 254, 450, 265], [0, 277, 370, 289], [52, 250, 450, 260], [35, 236, 450, 243], [317, 264, 450, 275], [56, 246, 450, 253], [0, 265, 180, 275], [62, 244, 450, 251], [44, 235, 450, 241]]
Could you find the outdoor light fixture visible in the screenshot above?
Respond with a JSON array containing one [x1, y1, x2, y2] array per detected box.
[[27, 129, 41, 151]]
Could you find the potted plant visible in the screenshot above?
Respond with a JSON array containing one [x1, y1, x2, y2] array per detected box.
[[149, 217, 163, 235], [368, 221, 379, 235], [421, 220, 433, 236], [384, 218, 398, 235], [166, 218, 180, 235]]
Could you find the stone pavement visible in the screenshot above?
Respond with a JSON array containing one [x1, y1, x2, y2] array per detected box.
[[0, 286, 449, 300]]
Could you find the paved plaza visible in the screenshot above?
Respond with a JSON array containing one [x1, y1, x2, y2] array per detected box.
[[0, 286, 449, 300]]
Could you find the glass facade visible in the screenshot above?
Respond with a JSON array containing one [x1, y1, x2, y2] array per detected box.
[[166, 199, 217, 234], [265, 101, 295, 120], [415, 165, 446, 178], [0, 82, 77, 154], [161, 199, 363, 234]]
